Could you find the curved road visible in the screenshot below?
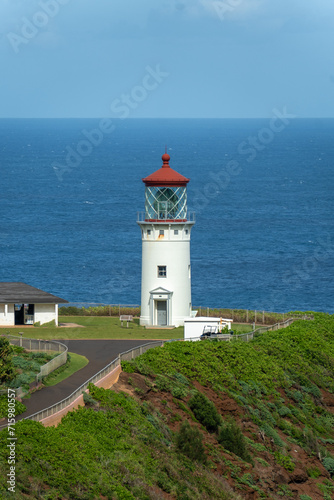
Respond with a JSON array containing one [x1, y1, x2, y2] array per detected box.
[[17, 340, 150, 421]]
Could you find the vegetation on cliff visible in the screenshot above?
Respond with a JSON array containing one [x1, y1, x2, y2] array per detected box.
[[0, 312, 334, 499]]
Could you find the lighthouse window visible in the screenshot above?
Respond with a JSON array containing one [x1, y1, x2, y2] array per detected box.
[[147, 230, 151, 235], [185, 229, 189, 235], [174, 230, 179, 235], [157, 265, 167, 278], [159, 230, 164, 236]]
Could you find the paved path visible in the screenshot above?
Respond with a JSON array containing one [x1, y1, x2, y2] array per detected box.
[[17, 340, 150, 421]]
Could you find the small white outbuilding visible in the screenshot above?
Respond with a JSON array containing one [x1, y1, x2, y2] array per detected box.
[[0, 282, 68, 327], [184, 316, 233, 341]]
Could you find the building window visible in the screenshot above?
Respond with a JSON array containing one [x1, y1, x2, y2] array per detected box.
[[157, 265, 167, 278], [174, 230, 179, 235], [147, 229, 151, 235], [159, 230, 164, 236], [185, 229, 189, 235]]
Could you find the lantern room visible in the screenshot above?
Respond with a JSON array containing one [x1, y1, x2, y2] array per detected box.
[[142, 153, 189, 222]]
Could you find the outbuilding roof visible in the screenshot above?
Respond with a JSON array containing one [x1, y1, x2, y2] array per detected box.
[[0, 282, 68, 304]]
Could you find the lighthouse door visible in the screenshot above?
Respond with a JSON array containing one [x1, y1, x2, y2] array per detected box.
[[157, 301, 167, 326]]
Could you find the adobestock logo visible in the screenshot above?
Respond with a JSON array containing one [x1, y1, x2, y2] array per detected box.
[[52, 118, 115, 181], [237, 107, 296, 162], [191, 106, 296, 213], [7, 0, 71, 54]]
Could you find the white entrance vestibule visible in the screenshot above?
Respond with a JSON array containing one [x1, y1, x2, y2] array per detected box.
[[149, 287, 173, 326]]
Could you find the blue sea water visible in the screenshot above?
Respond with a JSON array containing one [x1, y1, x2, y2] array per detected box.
[[1, 118, 333, 313]]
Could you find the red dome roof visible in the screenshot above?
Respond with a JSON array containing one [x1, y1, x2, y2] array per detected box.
[[142, 152, 190, 187]]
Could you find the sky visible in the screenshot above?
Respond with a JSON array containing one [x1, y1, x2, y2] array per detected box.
[[1, 0, 334, 118]]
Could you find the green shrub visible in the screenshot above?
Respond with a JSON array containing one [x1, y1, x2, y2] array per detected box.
[[31, 352, 53, 361], [317, 479, 334, 499], [12, 345, 25, 355], [256, 457, 270, 467], [176, 420, 206, 463], [121, 360, 136, 373], [171, 386, 188, 399], [188, 392, 222, 433], [239, 473, 255, 486], [287, 389, 304, 404], [172, 372, 190, 386], [218, 420, 252, 463], [155, 374, 173, 392], [0, 395, 26, 417], [59, 305, 141, 317], [82, 392, 98, 406], [8, 372, 35, 389], [0, 337, 17, 383], [260, 423, 284, 447], [12, 357, 40, 372], [302, 384, 322, 399], [323, 457, 334, 477], [277, 484, 293, 497], [59, 306, 81, 316], [277, 406, 292, 417], [303, 427, 319, 455], [274, 451, 295, 472], [306, 467, 321, 478], [257, 402, 276, 426]]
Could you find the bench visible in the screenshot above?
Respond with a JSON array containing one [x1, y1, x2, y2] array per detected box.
[[120, 315, 133, 328]]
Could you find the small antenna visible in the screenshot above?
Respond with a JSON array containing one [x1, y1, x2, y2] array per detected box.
[[165, 145, 167, 154]]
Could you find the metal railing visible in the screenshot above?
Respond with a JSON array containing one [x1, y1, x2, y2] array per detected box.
[[137, 211, 195, 223], [0, 341, 167, 427], [191, 315, 313, 343]]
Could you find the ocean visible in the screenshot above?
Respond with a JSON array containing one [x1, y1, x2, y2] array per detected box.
[[1, 118, 333, 313]]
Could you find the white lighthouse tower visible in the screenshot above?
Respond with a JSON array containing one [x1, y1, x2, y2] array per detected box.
[[138, 151, 195, 327]]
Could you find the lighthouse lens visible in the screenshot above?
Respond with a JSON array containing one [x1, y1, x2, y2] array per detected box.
[[145, 186, 187, 220]]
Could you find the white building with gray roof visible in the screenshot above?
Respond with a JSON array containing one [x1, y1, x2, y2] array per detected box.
[[0, 282, 68, 327]]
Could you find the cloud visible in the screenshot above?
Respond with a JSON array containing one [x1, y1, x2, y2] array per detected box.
[[200, 0, 264, 21]]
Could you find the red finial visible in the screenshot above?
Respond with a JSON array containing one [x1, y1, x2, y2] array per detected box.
[[161, 148, 170, 168]]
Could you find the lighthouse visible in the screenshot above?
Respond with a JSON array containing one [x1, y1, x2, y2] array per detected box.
[[137, 152, 195, 327]]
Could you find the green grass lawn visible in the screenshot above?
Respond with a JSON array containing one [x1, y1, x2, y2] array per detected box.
[[3, 316, 184, 340], [1, 317, 255, 341], [43, 352, 89, 386], [231, 323, 257, 334]]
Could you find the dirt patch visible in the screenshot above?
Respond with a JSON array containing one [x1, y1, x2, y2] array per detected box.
[[59, 323, 85, 328], [111, 371, 334, 499]]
